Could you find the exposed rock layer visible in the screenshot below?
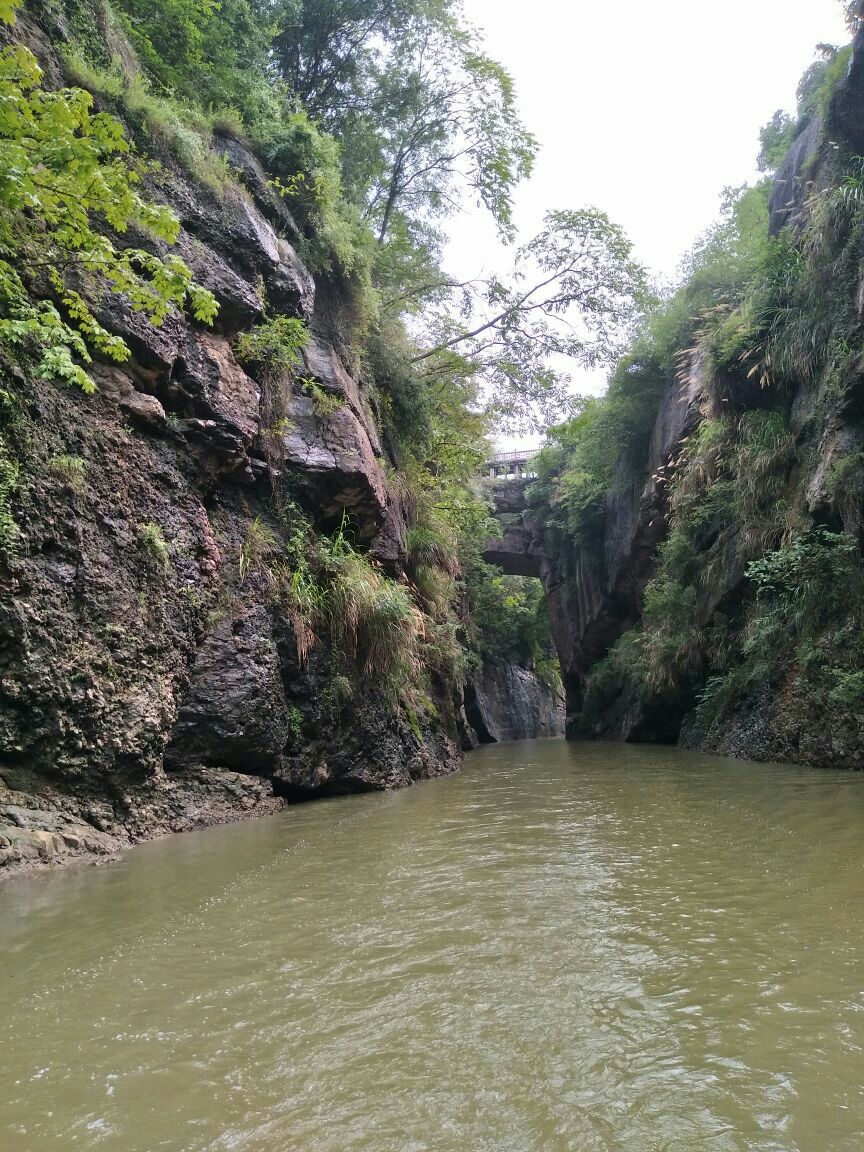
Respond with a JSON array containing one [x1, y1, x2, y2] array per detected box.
[[495, 32, 864, 767]]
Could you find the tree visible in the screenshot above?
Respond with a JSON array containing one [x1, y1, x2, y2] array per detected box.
[[796, 43, 843, 119], [844, 1, 863, 31], [408, 209, 649, 432], [269, 0, 536, 245], [0, 1, 216, 391], [112, 0, 273, 115], [757, 110, 796, 173], [360, 14, 537, 245], [268, 0, 406, 126]]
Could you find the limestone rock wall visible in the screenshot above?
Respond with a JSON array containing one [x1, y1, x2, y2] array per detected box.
[[538, 365, 704, 735], [530, 29, 864, 766]]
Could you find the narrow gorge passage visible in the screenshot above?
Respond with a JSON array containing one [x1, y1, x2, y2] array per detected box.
[[3, 741, 863, 1152], [2, 0, 864, 1145]]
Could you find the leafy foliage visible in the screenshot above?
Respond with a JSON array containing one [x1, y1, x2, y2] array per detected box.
[[412, 209, 649, 432], [235, 317, 308, 379], [462, 557, 557, 677], [573, 27, 864, 739], [757, 111, 796, 173], [138, 521, 170, 570], [111, 0, 274, 118], [695, 531, 864, 727], [270, 0, 536, 244], [0, 4, 217, 391], [0, 427, 19, 553], [235, 317, 309, 465]]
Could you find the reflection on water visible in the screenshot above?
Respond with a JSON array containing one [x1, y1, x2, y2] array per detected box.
[[2, 741, 864, 1151]]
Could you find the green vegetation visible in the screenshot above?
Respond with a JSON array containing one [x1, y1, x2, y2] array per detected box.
[[300, 379, 343, 418], [22, 0, 648, 432], [236, 318, 309, 458], [47, 453, 87, 493], [235, 317, 308, 380], [0, 429, 19, 553], [110, 0, 272, 117], [548, 30, 864, 738], [0, 0, 217, 393], [10, 0, 860, 753], [235, 504, 457, 705], [138, 521, 170, 570], [525, 184, 777, 542], [325, 538, 422, 688], [461, 549, 559, 690], [695, 531, 864, 727]]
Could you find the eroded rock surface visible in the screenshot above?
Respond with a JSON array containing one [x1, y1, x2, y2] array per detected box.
[[0, 86, 461, 875], [465, 661, 565, 744]]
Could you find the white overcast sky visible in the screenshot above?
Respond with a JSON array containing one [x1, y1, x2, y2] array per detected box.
[[444, 0, 848, 443]]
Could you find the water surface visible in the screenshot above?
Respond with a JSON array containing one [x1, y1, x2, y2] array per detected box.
[[2, 741, 864, 1151]]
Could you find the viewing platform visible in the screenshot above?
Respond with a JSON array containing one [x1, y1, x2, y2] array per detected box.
[[484, 449, 538, 480]]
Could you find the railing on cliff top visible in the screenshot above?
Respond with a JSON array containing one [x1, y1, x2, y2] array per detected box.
[[484, 449, 539, 479]]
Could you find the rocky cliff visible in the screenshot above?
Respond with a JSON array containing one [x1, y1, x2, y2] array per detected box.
[[0, 13, 466, 873], [464, 660, 564, 744], [535, 364, 704, 740]]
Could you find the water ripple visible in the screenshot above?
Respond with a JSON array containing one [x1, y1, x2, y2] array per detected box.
[[2, 741, 864, 1150]]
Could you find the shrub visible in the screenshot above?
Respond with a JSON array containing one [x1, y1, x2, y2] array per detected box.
[[301, 379, 343, 418], [0, 8, 218, 394], [259, 111, 376, 284], [745, 529, 860, 638], [121, 74, 234, 191], [757, 110, 796, 173], [406, 521, 458, 575], [110, 0, 273, 117], [239, 515, 280, 583], [365, 320, 434, 457], [60, 48, 236, 193], [281, 561, 326, 665], [323, 539, 422, 690], [138, 521, 170, 570], [286, 704, 303, 741], [235, 317, 308, 379], [47, 454, 87, 493], [421, 618, 470, 691], [236, 319, 309, 465], [413, 563, 456, 621], [639, 579, 704, 693]]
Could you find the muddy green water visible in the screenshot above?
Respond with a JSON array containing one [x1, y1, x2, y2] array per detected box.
[[2, 742, 864, 1152]]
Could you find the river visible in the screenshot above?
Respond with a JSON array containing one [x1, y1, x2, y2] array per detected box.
[[2, 741, 863, 1151]]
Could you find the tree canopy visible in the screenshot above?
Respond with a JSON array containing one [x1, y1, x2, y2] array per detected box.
[[1, 0, 651, 444]]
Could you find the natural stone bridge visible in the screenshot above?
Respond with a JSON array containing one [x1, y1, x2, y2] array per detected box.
[[481, 451, 547, 578]]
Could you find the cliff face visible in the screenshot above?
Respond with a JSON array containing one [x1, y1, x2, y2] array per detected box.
[[532, 31, 864, 767], [536, 366, 704, 738], [0, 24, 463, 874], [464, 661, 564, 744]]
